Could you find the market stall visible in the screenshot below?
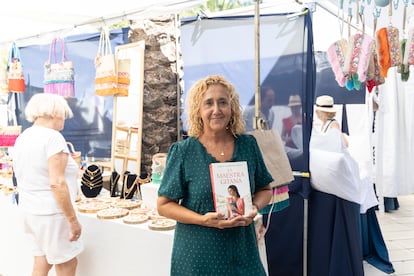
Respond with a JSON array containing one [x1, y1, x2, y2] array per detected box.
[[1, 1, 410, 276], [0, 181, 174, 276]]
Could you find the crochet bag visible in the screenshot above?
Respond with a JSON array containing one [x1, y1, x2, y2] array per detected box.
[[343, 33, 375, 90], [376, 26, 401, 78], [401, 27, 414, 82], [44, 38, 75, 97], [0, 110, 22, 147], [7, 42, 25, 93], [95, 29, 117, 96], [327, 39, 348, 87], [366, 45, 385, 92]]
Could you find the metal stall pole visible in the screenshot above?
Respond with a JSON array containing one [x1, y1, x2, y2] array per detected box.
[[253, 0, 262, 130]]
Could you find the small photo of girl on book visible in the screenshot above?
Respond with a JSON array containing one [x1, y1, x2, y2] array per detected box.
[[226, 185, 245, 218]]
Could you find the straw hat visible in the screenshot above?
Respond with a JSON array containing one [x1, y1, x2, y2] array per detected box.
[[315, 95, 336, 112], [288, 94, 301, 107]]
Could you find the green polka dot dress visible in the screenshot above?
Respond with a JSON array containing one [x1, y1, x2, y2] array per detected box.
[[158, 134, 273, 276]]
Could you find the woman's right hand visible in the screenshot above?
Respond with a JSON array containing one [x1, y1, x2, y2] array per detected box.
[[68, 218, 82, 241]]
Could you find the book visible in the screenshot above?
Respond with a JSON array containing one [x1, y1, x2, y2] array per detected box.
[[209, 161, 253, 219]]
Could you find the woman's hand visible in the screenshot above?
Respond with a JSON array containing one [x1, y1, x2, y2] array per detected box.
[[68, 218, 82, 241], [246, 204, 259, 218], [202, 211, 256, 229]]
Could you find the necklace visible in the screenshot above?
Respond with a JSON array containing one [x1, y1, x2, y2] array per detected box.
[[82, 178, 103, 189], [200, 135, 232, 158], [123, 177, 138, 199], [85, 167, 101, 180]]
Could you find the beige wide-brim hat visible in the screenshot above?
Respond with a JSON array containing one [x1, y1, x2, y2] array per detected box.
[[315, 95, 336, 112], [288, 94, 301, 107]]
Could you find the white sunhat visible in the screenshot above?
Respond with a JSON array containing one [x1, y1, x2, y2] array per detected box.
[[315, 95, 336, 113]]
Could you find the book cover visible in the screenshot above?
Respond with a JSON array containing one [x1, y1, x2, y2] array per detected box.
[[209, 161, 253, 219]]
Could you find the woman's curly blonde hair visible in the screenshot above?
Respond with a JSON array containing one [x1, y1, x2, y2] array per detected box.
[[185, 75, 245, 137]]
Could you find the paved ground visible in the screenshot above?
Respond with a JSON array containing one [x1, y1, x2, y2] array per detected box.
[[364, 194, 414, 276]]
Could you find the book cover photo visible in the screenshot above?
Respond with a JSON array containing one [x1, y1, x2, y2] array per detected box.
[[209, 161, 253, 219]]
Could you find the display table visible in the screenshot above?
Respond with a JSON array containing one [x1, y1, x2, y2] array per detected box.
[[0, 189, 174, 276]]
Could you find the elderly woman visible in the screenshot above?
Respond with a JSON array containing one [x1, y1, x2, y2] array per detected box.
[[157, 75, 273, 275], [13, 93, 83, 276]]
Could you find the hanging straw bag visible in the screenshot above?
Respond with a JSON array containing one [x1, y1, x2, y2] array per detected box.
[[7, 42, 25, 93], [116, 58, 131, 97], [67, 142, 81, 167], [95, 29, 117, 96], [0, 49, 8, 93], [66, 142, 82, 167], [248, 125, 294, 187], [0, 110, 22, 147], [44, 38, 75, 97]]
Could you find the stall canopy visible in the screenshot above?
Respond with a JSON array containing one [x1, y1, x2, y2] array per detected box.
[[0, 0, 203, 47]]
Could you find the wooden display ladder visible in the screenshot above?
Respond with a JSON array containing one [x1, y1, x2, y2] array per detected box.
[[111, 124, 141, 175]]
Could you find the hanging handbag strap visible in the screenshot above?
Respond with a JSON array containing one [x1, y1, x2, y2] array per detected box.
[[97, 28, 112, 56], [1, 109, 21, 136], [3, 109, 19, 127], [48, 37, 67, 64], [8, 42, 22, 67]]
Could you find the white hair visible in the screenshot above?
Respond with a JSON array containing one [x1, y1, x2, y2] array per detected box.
[[25, 93, 73, 122]]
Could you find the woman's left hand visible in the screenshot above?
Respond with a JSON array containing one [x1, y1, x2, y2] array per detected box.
[[246, 204, 259, 219], [221, 215, 253, 227], [225, 205, 258, 227]]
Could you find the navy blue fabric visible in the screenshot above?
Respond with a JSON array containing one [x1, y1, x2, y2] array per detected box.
[[263, 193, 304, 276], [262, 12, 315, 276], [361, 208, 395, 274], [308, 190, 364, 276], [342, 104, 349, 135], [384, 197, 400, 212], [300, 12, 315, 200]]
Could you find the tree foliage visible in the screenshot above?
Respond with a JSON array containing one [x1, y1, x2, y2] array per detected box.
[[180, 0, 254, 18]]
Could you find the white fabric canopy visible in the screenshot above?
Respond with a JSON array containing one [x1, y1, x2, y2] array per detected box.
[[0, 0, 203, 47]]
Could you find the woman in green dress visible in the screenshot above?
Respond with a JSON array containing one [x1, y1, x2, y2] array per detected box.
[[157, 75, 273, 275]]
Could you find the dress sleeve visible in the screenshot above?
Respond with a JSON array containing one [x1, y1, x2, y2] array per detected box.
[[158, 142, 185, 200]]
